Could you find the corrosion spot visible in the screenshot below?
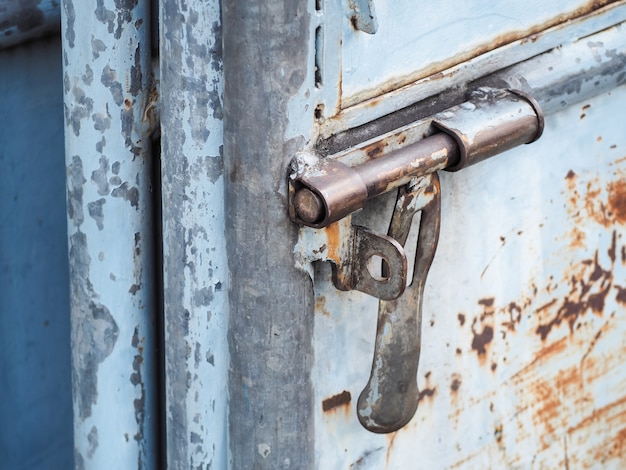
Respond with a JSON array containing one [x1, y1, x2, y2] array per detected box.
[[324, 222, 341, 262], [457, 313, 466, 326], [364, 140, 386, 160], [315, 295, 330, 316], [566, 170, 577, 180], [494, 424, 503, 443], [322, 390, 351, 412], [451, 377, 461, 392], [471, 325, 494, 355], [417, 387, 436, 403], [478, 297, 495, 307], [607, 179, 626, 224]]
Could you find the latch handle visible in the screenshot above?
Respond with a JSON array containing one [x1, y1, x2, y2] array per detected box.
[[356, 174, 441, 433]]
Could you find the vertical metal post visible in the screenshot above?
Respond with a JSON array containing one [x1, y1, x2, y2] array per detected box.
[[61, 0, 157, 467], [223, 1, 315, 468], [159, 0, 228, 468]]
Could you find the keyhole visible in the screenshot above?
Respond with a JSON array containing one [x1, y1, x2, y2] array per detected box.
[[367, 254, 390, 281]]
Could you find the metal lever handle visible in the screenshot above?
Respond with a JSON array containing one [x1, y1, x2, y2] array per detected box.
[[357, 173, 441, 433]]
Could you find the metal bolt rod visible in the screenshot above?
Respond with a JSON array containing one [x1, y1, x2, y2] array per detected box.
[[294, 132, 458, 224]]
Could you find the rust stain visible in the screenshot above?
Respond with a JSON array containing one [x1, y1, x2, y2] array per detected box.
[[594, 426, 626, 463], [450, 375, 461, 393], [471, 323, 493, 356], [470, 298, 496, 360], [494, 424, 503, 443], [417, 387, 436, 404], [363, 139, 387, 160], [607, 179, 626, 224], [535, 247, 614, 341], [315, 295, 330, 316], [502, 302, 522, 332], [322, 390, 351, 413], [457, 313, 465, 326], [385, 431, 399, 467], [324, 222, 341, 263]]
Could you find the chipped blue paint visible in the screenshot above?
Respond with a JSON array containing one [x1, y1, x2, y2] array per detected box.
[[160, 0, 228, 467], [61, 0, 157, 467]]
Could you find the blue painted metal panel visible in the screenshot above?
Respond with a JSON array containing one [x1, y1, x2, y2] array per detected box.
[[61, 0, 158, 467], [0, 38, 73, 469]]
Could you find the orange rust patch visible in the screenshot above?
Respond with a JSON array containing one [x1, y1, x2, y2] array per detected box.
[[607, 179, 626, 224], [363, 139, 387, 160], [324, 222, 341, 262], [322, 390, 351, 413], [315, 295, 330, 316], [535, 248, 613, 341]]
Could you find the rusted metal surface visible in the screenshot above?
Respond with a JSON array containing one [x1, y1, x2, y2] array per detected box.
[[159, 0, 228, 467], [358, 174, 441, 433], [0, 0, 60, 49], [310, 68, 626, 470], [61, 0, 157, 467], [433, 88, 543, 171]]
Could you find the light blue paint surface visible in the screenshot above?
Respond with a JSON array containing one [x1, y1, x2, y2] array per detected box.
[[0, 38, 73, 469]]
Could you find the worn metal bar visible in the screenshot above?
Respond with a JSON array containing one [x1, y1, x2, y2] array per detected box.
[[61, 0, 157, 467], [159, 0, 228, 468], [223, 0, 315, 468], [0, 0, 60, 49], [477, 21, 626, 114]]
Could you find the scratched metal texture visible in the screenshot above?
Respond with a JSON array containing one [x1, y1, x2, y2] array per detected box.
[[0, 38, 73, 469], [160, 0, 228, 468], [0, 0, 60, 49], [61, 0, 158, 467], [311, 65, 626, 470], [223, 0, 318, 468]]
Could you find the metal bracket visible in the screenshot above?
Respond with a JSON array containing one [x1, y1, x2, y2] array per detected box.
[[347, 0, 378, 34], [332, 225, 408, 301]]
